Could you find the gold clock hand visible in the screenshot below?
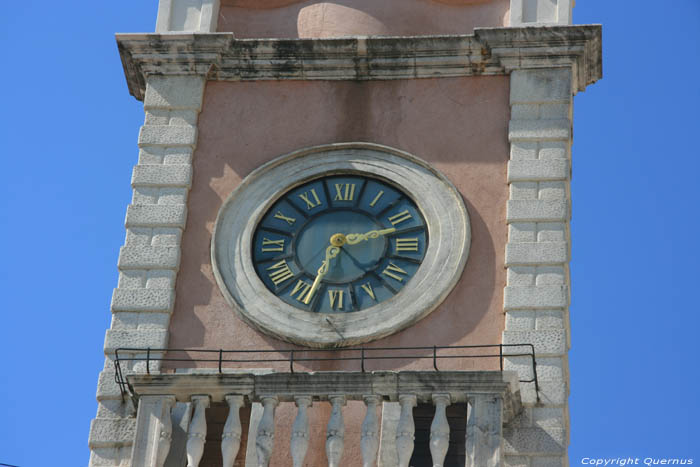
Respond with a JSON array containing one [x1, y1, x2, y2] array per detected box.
[[303, 244, 340, 304], [344, 227, 396, 245]]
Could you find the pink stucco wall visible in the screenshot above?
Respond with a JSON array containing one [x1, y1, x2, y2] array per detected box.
[[169, 76, 510, 465], [217, 0, 509, 38]]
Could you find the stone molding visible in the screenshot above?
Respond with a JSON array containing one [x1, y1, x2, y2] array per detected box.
[[89, 75, 205, 466], [127, 370, 521, 422], [211, 143, 470, 348], [502, 67, 575, 466], [116, 25, 602, 100]]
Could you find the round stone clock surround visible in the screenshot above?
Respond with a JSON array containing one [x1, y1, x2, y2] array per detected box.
[[211, 142, 471, 347]]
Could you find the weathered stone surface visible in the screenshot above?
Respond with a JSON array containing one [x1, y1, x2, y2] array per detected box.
[[117, 26, 601, 100], [89, 418, 137, 448], [111, 288, 175, 313], [132, 164, 192, 187], [125, 204, 187, 228], [118, 246, 180, 270]]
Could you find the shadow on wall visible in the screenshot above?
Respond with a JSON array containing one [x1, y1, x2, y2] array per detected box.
[[217, 0, 509, 38], [165, 77, 509, 372]]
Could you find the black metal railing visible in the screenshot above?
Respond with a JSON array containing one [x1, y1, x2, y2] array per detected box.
[[114, 344, 539, 401]]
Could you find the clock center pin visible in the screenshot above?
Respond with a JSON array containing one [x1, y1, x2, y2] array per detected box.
[[330, 233, 346, 247]]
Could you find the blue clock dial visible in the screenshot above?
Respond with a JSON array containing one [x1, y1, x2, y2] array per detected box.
[[252, 175, 428, 313]]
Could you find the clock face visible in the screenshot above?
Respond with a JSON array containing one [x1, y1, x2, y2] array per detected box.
[[252, 175, 428, 313]]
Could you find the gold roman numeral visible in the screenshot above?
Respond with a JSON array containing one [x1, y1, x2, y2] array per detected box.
[[334, 183, 356, 201], [382, 263, 408, 282], [290, 279, 313, 302], [267, 260, 294, 286], [395, 238, 419, 252], [273, 211, 296, 226], [328, 289, 344, 309], [369, 190, 384, 207], [261, 238, 285, 252], [387, 210, 412, 226], [360, 282, 376, 301], [299, 188, 322, 210]]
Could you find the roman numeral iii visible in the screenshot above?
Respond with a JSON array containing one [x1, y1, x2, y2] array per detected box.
[[298, 188, 322, 209], [334, 183, 356, 201], [266, 260, 294, 286], [395, 238, 419, 252]]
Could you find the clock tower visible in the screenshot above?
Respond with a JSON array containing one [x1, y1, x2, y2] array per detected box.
[[89, 1, 601, 466]]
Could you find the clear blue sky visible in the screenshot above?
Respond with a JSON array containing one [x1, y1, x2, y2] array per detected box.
[[0, 1, 698, 465]]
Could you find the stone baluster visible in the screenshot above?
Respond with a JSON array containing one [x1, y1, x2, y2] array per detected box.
[[186, 395, 210, 467], [256, 396, 279, 467], [465, 394, 503, 467], [326, 395, 346, 467], [291, 396, 312, 467], [222, 395, 244, 467], [395, 394, 417, 467], [361, 395, 381, 467], [131, 395, 176, 467], [430, 393, 451, 467]]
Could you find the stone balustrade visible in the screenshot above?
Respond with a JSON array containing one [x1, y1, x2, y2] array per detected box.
[[126, 370, 521, 467]]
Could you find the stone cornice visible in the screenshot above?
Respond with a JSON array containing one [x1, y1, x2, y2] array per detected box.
[[117, 25, 601, 100]]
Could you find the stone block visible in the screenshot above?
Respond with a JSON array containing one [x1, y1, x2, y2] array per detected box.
[[531, 407, 565, 428], [97, 400, 135, 419], [504, 286, 568, 310], [503, 426, 565, 455], [118, 270, 147, 288], [151, 228, 182, 247], [88, 417, 136, 448], [538, 142, 568, 160], [510, 69, 572, 104], [104, 328, 169, 353], [538, 181, 568, 201], [536, 223, 567, 242], [156, 188, 188, 205], [89, 446, 133, 466], [111, 288, 175, 313], [505, 242, 568, 266], [509, 223, 537, 242], [535, 266, 567, 286], [502, 330, 567, 356], [505, 455, 531, 467], [507, 267, 536, 286], [510, 182, 539, 200], [511, 141, 538, 160], [118, 246, 180, 270], [96, 370, 122, 400], [111, 312, 171, 330], [511, 104, 539, 119], [509, 119, 570, 142], [132, 164, 192, 187], [539, 104, 570, 119], [505, 311, 536, 330], [532, 457, 564, 467], [536, 310, 565, 330], [125, 204, 187, 228], [145, 269, 176, 288], [507, 199, 567, 223], [138, 125, 197, 147], [125, 228, 152, 246], [144, 76, 205, 110], [508, 160, 569, 182], [132, 187, 159, 205]]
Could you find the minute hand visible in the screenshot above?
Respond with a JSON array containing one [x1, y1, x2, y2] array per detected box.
[[344, 227, 396, 245]]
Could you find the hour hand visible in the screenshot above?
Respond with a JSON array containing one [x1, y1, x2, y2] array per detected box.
[[303, 245, 340, 304], [344, 227, 396, 245]]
